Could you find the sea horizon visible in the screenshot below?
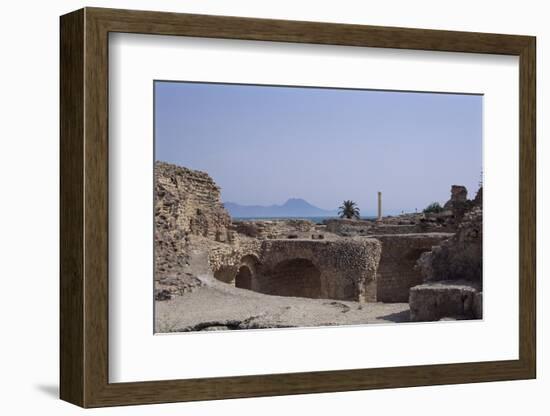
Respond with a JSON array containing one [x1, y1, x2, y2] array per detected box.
[[232, 215, 378, 224]]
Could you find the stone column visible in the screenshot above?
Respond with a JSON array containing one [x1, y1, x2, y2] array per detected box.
[[377, 191, 382, 220]]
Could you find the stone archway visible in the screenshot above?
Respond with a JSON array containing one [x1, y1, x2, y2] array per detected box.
[[235, 265, 253, 290], [261, 258, 322, 299]]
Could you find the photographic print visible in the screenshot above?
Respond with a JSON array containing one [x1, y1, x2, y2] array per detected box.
[[154, 81, 483, 333], [60, 10, 535, 406]]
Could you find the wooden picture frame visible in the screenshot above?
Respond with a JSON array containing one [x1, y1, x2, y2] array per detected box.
[[60, 7, 536, 408]]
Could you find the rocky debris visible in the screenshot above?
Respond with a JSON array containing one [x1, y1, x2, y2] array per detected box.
[[417, 211, 454, 229], [154, 289, 173, 301], [232, 221, 262, 238], [176, 314, 294, 332], [409, 280, 481, 321], [325, 301, 351, 313], [155, 272, 203, 300]]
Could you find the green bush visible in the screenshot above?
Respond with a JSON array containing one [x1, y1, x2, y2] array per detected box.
[[423, 202, 444, 214]]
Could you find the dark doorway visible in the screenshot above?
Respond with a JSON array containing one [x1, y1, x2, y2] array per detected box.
[[235, 265, 253, 290], [262, 258, 322, 299]]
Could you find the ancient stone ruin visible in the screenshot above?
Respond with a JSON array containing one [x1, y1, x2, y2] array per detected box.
[[411, 194, 482, 321], [154, 161, 483, 330]]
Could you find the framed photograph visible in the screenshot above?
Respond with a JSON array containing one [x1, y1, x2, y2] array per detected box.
[[60, 7, 536, 408]]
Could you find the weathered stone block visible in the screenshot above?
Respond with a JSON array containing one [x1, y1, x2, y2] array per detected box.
[[409, 280, 481, 321]]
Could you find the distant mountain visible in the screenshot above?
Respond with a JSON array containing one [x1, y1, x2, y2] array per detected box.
[[224, 198, 338, 218]]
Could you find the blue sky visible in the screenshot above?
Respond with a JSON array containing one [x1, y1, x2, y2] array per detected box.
[[155, 81, 482, 215]]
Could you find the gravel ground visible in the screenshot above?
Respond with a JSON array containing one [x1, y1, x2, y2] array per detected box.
[[155, 275, 410, 333]]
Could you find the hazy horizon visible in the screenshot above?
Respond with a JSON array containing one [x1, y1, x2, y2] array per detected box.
[[155, 81, 482, 215]]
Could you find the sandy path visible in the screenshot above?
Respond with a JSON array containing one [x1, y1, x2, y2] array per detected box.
[[155, 275, 410, 333]]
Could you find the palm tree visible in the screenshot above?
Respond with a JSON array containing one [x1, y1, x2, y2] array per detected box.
[[338, 200, 360, 219]]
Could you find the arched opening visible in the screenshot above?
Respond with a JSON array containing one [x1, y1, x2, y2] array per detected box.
[[240, 254, 259, 269], [235, 265, 252, 290], [262, 258, 322, 299]]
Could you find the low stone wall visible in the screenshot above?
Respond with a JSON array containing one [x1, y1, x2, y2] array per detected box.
[[323, 218, 452, 237], [232, 219, 316, 239], [374, 233, 453, 302], [255, 239, 381, 302], [323, 218, 374, 236], [370, 224, 419, 234]]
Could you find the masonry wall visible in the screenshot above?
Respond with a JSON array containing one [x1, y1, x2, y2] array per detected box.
[[374, 233, 453, 302], [256, 239, 381, 302], [324, 218, 454, 237], [156, 161, 231, 242], [155, 162, 233, 297], [416, 206, 482, 284]]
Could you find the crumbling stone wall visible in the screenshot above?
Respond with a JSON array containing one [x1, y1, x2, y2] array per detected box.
[[374, 233, 454, 302], [255, 239, 381, 302], [410, 202, 483, 321], [155, 162, 232, 298], [416, 206, 482, 283], [444, 185, 468, 208], [156, 161, 231, 241], [442, 184, 482, 227]]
